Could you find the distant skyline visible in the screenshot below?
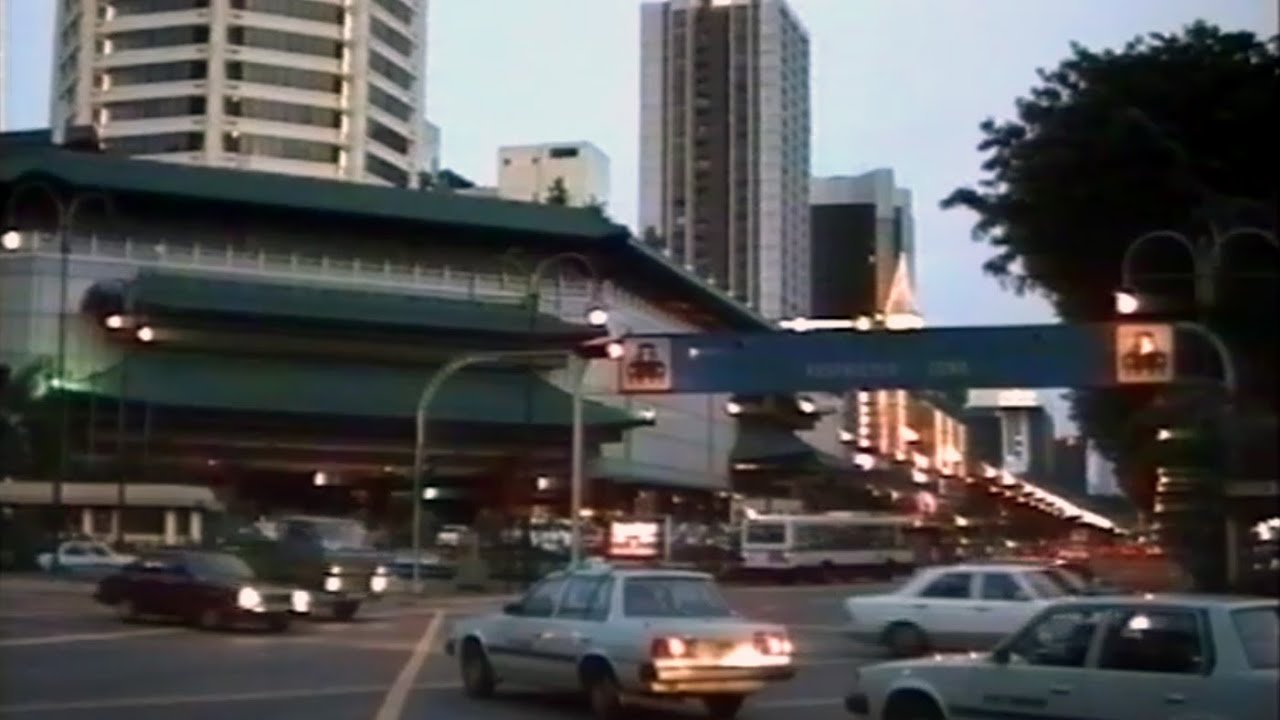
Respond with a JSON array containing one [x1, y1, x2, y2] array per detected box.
[[3, 0, 1275, 428]]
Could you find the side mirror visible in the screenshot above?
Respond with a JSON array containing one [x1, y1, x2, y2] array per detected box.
[[502, 602, 522, 616], [992, 647, 1011, 665]]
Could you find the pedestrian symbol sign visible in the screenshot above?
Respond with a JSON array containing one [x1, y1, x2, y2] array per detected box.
[[619, 336, 673, 393], [1115, 324, 1174, 384]]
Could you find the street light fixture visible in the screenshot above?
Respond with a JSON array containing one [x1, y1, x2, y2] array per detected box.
[[725, 401, 743, 416], [585, 306, 610, 327], [1114, 290, 1141, 315], [1, 229, 21, 251]]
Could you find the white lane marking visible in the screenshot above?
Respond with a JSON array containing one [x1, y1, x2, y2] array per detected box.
[[0, 628, 180, 647], [0, 681, 461, 715], [372, 610, 444, 720]]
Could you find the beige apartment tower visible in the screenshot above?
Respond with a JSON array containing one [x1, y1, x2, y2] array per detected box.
[[50, 0, 428, 187]]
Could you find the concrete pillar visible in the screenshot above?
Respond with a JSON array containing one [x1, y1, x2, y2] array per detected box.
[[80, 508, 92, 536], [190, 510, 203, 546], [163, 509, 178, 546], [1225, 515, 1239, 589]]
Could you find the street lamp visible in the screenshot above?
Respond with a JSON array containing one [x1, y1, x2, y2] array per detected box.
[[3, 183, 114, 549]]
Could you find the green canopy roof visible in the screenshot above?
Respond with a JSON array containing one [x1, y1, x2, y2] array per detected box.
[[731, 425, 848, 468], [115, 271, 595, 336], [74, 350, 642, 429]]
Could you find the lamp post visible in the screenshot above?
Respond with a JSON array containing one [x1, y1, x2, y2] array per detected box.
[[1116, 225, 1277, 589], [2, 184, 113, 550]]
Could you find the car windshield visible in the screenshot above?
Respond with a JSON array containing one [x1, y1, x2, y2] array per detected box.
[[622, 576, 733, 618], [1231, 606, 1279, 669], [744, 522, 786, 545], [1042, 567, 1087, 593], [309, 519, 372, 551], [188, 553, 256, 580], [1022, 570, 1069, 597]]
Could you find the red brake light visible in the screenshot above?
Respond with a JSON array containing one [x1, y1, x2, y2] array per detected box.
[[650, 636, 689, 659]]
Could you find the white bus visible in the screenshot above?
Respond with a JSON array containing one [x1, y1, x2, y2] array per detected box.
[[739, 512, 918, 581]]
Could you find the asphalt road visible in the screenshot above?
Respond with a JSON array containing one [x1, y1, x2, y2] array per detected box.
[[0, 580, 896, 720]]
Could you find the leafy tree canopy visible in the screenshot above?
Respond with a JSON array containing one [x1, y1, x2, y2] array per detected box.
[[943, 23, 1279, 508], [545, 177, 570, 206]]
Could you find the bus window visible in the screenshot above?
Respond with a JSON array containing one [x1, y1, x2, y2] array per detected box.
[[745, 522, 786, 545]]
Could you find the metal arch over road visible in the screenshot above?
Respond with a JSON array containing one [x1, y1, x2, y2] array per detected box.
[[615, 322, 1231, 395]]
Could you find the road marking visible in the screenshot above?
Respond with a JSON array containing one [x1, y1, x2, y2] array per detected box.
[[0, 681, 461, 715], [0, 628, 180, 647], [372, 610, 444, 720]]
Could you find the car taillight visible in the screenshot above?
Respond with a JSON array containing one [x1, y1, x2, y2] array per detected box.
[[650, 636, 690, 659], [753, 632, 793, 656]]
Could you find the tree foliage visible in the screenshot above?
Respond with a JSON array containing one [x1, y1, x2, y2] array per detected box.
[[0, 359, 59, 478], [544, 177, 570, 206], [943, 23, 1279, 508]]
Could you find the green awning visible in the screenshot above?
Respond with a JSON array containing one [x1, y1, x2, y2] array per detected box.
[[107, 271, 594, 336], [731, 425, 848, 469], [591, 456, 728, 491], [74, 350, 643, 429]]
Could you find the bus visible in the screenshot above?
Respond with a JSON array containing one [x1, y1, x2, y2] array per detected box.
[[739, 512, 918, 581]]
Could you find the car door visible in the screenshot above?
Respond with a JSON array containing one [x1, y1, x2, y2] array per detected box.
[[145, 559, 195, 616], [970, 571, 1041, 647], [954, 605, 1106, 720], [1087, 606, 1221, 720], [536, 575, 613, 690], [909, 570, 978, 647], [487, 575, 567, 685]]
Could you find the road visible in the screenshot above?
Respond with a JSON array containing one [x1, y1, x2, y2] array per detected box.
[[0, 580, 894, 720]]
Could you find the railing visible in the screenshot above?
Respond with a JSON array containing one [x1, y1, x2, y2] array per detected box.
[[11, 230, 603, 319]]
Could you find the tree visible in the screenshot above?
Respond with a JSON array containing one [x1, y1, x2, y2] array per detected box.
[[0, 359, 58, 478], [943, 24, 1278, 514], [544, 176, 570, 206]]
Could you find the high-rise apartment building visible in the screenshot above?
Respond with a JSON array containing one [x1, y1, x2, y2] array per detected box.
[[809, 169, 914, 319], [639, 0, 811, 319], [50, 0, 428, 187], [497, 141, 610, 208]]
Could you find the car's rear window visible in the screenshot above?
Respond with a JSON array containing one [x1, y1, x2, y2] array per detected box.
[[1023, 570, 1069, 598], [1231, 606, 1279, 669], [744, 522, 785, 545]]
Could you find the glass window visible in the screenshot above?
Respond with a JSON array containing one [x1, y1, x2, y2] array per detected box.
[[919, 572, 972, 599], [744, 522, 785, 545], [365, 153, 409, 187], [1231, 607, 1278, 669], [373, 0, 413, 24], [369, 51, 413, 90], [1025, 570, 1071, 598], [367, 119, 409, 154], [114, 0, 208, 14], [622, 576, 732, 618], [1005, 608, 1105, 667], [62, 544, 89, 557], [108, 25, 209, 51], [227, 62, 341, 93], [368, 83, 412, 121], [370, 16, 413, 56], [980, 572, 1030, 601], [584, 578, 613, 621], [230, 0, 343, 24], [556, 576, 606, 620], [109, 61, 207, 86], [1097, 609, 1206, 674], [519, 576, 565, 618], [228, 26, 342, 59], [185, 553, 256, 580]]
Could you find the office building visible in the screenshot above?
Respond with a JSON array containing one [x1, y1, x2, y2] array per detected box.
[[497, 141, 610, 207], [965, 389, 1056, 480], [420, 118, 440, 175], [49, 0, 428, 186], [639, 0, 811, 319], [809, 169, 914, 319]]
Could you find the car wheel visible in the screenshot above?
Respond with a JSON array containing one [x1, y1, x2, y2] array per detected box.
[[116, 598, 139, 623], [884, 622, 928, 657], [459, 639, 496, 699], [702, 694, 745, 718], [584, 665, 624, 720], [333, 601, 360, 621], [883, 691, 943, 720]]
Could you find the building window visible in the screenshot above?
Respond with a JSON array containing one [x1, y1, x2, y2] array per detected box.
[[370, 16, 413, 56], [372, 0, 413, 24], [223, 133, 340, 163], [365, 152, 409, 187], [368, 50, 413, 90], [226, 61, 341, 93], [113, 0, 209, 14], [366, 119, 409, 154], [107, 25, 210, 52], [108, 61, 208, 86], [225, 97, 340, 128], [227, 26, 343, 59], [105, 132, 204, 154], [229, 0, 343, 24], [548, 146, 580, 159], [103, 96, 206, 121], [367, 83, 412, 122]]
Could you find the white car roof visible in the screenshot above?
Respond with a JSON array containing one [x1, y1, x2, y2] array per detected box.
[[1050, 593, 1278, 610], [558, 561, 711, 581]]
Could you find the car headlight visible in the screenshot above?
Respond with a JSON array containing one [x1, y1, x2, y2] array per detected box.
[[370, 574, 389, 593], [324, 575, 342, 592], [375, 565, 388, 576], [328, 565, 342, 575], [237, 586, 263, 610], [291, 590, 312, 613]]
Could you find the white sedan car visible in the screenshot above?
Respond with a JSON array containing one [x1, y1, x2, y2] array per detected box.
[[844, 563, 1073, 656], [37, 539, 136, 574], [844, 594, 1278, 720], [446, 562, 795, 719]]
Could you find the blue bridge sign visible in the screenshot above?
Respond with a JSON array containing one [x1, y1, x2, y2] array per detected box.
[[616, 323, 1175, 395]]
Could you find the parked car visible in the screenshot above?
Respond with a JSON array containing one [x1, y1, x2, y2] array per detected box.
[[844, 563, 1072, 656], [845, 595, 1279, 720], [37, 539, 136, 575], [445, 561, 795, 719], [94, 550, 311, 632]]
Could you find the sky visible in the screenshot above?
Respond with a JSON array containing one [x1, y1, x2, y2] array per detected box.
[[2, 0, 1276, 428]]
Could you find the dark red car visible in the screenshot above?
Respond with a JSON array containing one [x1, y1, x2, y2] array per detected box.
[[94, 550, 310, 631]]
